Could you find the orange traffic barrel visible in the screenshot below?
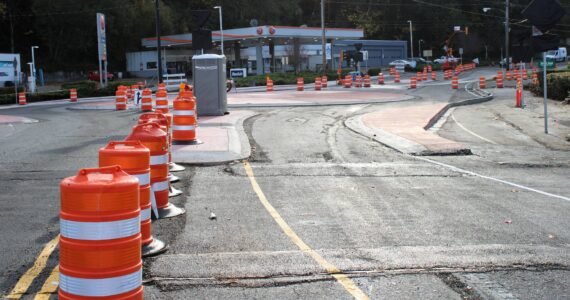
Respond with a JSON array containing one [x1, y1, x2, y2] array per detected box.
[[116, 89, 127, 110], [363, 75, 371, 88], [18, 92, 26, 105], [451, 76, 459, 89], [410, 77, 417, 89], [155, 90, 169, 113], [99, 141, 168, 257], [378, 73, 384, 85], [523, 71, 528, 80], [126, 86, 133, 102], [69, 89, 78, 102], [506, 71, 512, 81], [428, 65, 432, 72], [355, 75, 362, 88], [172, 93, 200, 145], [266, 79, 273, 92], [394, 72, 400, 83], [422, 71, 428, 81], [344, 75, 352, 88], [416, 72, 422, 82], [59, 166, 143, 299], [497, 73, 504, 88], [322, 76, 328, 88], [431, 71, 437, 81], [296, 78, 304, 91], [479, 76, 486, 89], [126, 123, 185, 219], [315, 77, 322, 91], [141, 88, 153, 112], [515, 80, 523, 108]]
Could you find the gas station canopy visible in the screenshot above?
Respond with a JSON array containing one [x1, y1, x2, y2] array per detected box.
[[142, 25, 364, 48]]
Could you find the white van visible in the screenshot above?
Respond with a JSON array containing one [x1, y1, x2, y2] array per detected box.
[[545, 47, 567, 62], [0, 53, 21, 87]]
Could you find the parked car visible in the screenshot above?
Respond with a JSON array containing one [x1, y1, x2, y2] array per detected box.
[[433, 56, 458, 64], [389, 59, 416, 69], [410, 57, 432, 65], [87, 71, 114, 82]]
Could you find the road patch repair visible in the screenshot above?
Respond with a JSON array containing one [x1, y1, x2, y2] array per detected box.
[[346, 103, 471, 155]]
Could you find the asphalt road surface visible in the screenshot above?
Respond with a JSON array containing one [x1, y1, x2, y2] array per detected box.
[[1, 71, 569, 299]]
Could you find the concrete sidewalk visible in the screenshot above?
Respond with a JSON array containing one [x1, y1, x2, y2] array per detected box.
[[172, 110, 256, 165], [346, 103, 471, 155]]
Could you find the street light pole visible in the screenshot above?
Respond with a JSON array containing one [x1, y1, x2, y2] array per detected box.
[[321, 0, 326, 73], [155, 0, 163, 83], [407, 20, 414, 59], [214, 6, 224, 56], [31, 46, 38, 78], [505, 0, 510, 70]]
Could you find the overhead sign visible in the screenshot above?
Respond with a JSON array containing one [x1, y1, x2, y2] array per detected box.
[[96, 13, 107, 61], [423, 50, 433, 57], [459, 48, 464, 55]]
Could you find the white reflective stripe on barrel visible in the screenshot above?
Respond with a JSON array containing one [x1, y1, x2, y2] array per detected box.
[[60, 216, 140, 240], [131, 172, 150, 186], [150, 154, 168, 165], [172, 110, 195, 116], [152, 180, 169, 192], [172, 125, 196, 131], [140, 207, 151, 221], [155, 105, 168, 109], [60, 268, 142, 297]]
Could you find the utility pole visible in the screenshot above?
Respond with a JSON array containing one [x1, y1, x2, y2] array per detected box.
[[155, 0, 163, 83], [214, 6, 224, 56], [505, 0, 510, 70], [321, 0, 326, 73], [407, 20, 413, 59]]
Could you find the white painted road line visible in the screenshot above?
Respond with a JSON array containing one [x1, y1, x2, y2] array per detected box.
[[451, 113, 498, 145]]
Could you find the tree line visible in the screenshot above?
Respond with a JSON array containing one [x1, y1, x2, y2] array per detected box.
[[0, 0, 568, 72]]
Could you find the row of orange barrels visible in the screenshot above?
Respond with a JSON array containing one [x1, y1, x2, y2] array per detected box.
[[58, 90, 199, 299], [17, 88, 79, 106]]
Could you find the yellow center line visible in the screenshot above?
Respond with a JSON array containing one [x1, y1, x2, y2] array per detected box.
[[243, 161, 370, 300], [5, 235, 59, 299], [33, 265, 59, 300]]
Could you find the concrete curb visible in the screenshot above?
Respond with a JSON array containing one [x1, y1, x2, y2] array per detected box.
[[171, 111, 257, 165], [227, 95, 417, 108], [345, 84, 494, 156]]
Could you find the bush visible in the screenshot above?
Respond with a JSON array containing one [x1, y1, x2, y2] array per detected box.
[[367, 68, 382, 76], [530, 71, 570, 101], [0, 86, 24, 95]]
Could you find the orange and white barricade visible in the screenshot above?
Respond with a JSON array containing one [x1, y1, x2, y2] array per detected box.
[[378, 73, 384, 85], [532, 73, 539, 85], [155, 90, 169, 113], [18, 92, 26, 105], [266, 79, 274, 92], [172, 92, 199, 145], [99, 141, 167, 257], [126, 123, 185, 219], [355, 75, 362, 88], [59, 166, 144, 299], [315, 77, 322, 91], [416, 72, 422, 82], [116, 89, 127, 110], [363, 75, 371, 87], [451, 76, 459, 89], [496, 71, 504, 88], [69, 89, 77, 102], [479, 76, 486, 89], [394, 72, 400, 83], [431, 71, 437, 81], [297, 78, 304, 91], [322, 76, 328, 88], [344, 75, 352, 88], [410, 77, 417, 89], [141, 88, 153, 111], [515, 80, 523, 108], [506, 71, 512, 81]]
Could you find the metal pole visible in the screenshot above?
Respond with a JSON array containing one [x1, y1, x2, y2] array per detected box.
[[408, 21, 413, 59], [321, 0, 326, 73], [104, 60, 108, 87], [543, 52, 548, 134], [31, 47, 36, 78], [155, 0, 163, 83], [505, 0, 510, 70], [219, 7, 224, 56], [418, 40, 422, 59]]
